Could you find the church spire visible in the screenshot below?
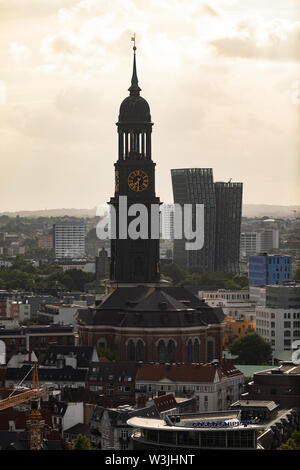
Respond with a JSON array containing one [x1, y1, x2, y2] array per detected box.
[[128, 34, 141, 96]]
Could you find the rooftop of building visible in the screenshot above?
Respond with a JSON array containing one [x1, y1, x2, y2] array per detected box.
[[76, 285, 225, 328], [255, 364, 300, 375], [41, 345, 97, 369], [127, 410, 264, 431], [230, 400, 279, 411], [135, 360, 242, 383]]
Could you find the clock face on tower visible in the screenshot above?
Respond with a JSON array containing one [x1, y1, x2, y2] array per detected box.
[[128, 170, 149, 192]]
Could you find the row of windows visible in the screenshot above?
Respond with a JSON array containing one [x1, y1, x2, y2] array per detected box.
[[142, 429, 255, 448], [125, 338, 215, 363]]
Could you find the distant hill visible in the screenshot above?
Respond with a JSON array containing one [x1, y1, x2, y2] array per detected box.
[[0, 205, 299, 219], [0, 208, 98, 218], [242, 205, 300, 218]]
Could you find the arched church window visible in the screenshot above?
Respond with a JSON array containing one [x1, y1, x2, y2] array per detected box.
[[167, 340, 175, 363], [136, 340, 144, 362], [207, 340, 214, 362], [187, 339, 193, 363], [158, 340, 166, 363], [194, 339, 199, 363], [127, 340, 135, 361]]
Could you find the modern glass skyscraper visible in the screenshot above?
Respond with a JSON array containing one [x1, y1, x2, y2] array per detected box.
[[171, 168, 216, 272], [171, 169, 243, 274], [214, 181, 243, 274]]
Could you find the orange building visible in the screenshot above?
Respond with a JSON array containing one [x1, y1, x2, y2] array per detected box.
[[222, 316, 256, 350]]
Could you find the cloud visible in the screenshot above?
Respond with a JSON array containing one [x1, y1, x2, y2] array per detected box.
[[211, 16, 300, 62], [0, 81, 6, 104], [9, 42, 32, 65]]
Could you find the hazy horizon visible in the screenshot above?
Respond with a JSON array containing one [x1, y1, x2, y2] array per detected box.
[[1, 0, 300, 212]]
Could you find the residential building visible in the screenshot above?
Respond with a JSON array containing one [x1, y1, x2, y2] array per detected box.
[[135, 360, 244, 412], [40, 345, 99, 369], [198, 289, 250, 302], [5, 364, 88, 390], [198, 289, 255, 322], [255, 283, 300, 351], [53, 222, 85, 259], [249, 254, 292, 287], [37, 303, 86, 328], [0, 324, 75, 361], [222, 317, 256, 349], [90, 404, 161, 450], [86, 361, 140, 407], [37, 234, 53, 250], [247, 363, 300, 408], [64, 423, 91, 446], [240, 230, 280, 258]]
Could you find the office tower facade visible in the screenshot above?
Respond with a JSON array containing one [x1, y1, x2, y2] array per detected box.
[[171, 168, 216, 272], [249, 254, 292, 287], [255, 283, 300, 351], [240, 230, 280, 258], [53, 222, 85, 259], [160, 203, 175, 240], [171, 169, 242, 274], [214, 182, 243, 274]]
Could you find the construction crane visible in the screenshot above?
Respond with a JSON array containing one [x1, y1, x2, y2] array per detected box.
[[0, 363, 47, 450]]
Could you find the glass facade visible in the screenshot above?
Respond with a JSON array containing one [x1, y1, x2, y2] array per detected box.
[[214, 182, 243, 274], [171, 169, 242, 274], [136, 427, 256, 449]]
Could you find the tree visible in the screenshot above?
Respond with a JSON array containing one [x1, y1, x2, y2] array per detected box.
[[161, 263, 186, 286], [293, 269, 300, 282], [72, 434, 91, 450], [229, 333, 272, 365], [97, 347, 120, 361], [277, 430, 300, 450]]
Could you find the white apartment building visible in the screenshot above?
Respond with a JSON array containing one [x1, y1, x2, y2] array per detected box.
[[135, 362, 244, 413], [198, 290, 255, 321], [53, 222, 85, 259], [255, 284, 300, 351], [37, 303, 86, 329], [198, 290, 250, 302], [256, 307, 300, 351], [240, 230, 279, 258]]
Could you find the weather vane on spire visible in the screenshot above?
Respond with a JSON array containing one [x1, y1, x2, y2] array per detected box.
[[131, 33, 136, 52]]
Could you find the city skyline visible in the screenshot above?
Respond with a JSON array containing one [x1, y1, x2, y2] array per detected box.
[[1, 0, 300, 212]]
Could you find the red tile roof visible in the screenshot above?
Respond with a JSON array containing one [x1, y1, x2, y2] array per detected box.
[[136, 360, 243, 383], [136, 363, 219, 383], [153, 393, 177, 412]]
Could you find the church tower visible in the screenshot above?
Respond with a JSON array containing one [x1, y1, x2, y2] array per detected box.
[[109, 44, 161, 283]]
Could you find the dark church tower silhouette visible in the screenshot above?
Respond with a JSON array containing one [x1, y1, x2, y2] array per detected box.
[[109, 45, 161, 283]]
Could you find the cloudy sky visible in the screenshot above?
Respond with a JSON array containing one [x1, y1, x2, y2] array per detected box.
[[1, 0, 300, 212]]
